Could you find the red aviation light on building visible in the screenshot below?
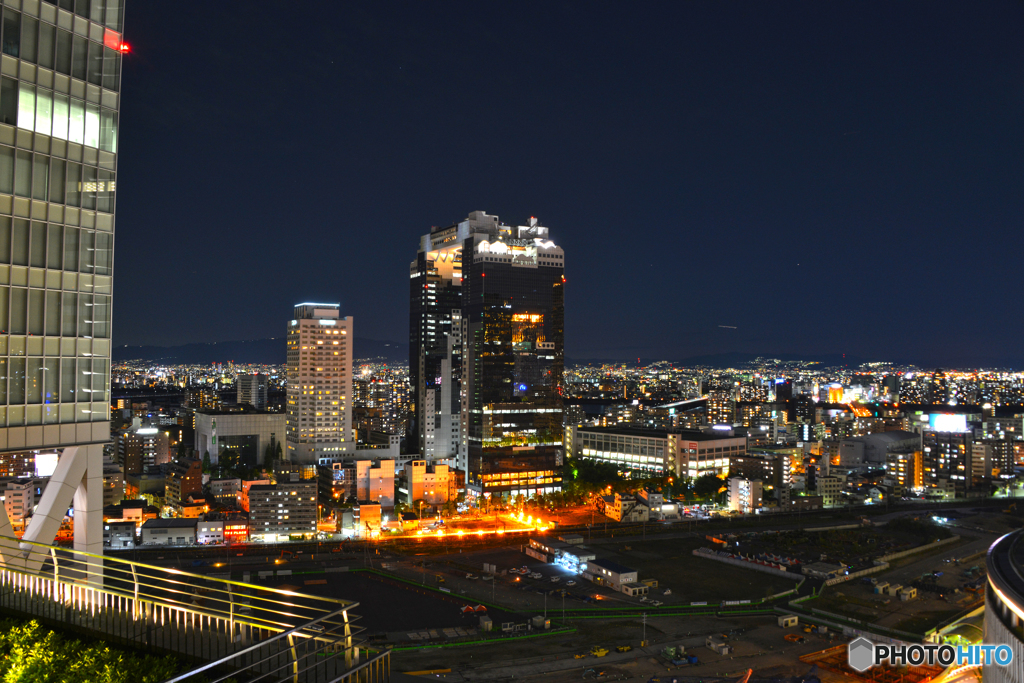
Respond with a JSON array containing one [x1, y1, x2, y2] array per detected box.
[[103, 28, 129, 53]]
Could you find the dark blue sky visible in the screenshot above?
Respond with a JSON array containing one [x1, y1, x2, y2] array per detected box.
[[114, 1, 1024, 366]]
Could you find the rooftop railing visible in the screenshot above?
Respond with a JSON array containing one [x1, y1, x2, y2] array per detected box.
[[0, 535, 389, 682]]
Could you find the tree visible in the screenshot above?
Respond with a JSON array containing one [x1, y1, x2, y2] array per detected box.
[[693, 474, 725, 501], [202, 451, 212, 473], [413, 498, 427, 519], [275, 441, 284, 460], [263, 443, 275, 470]]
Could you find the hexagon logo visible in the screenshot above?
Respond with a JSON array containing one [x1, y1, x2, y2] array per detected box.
[[848, 637, 875, 672]]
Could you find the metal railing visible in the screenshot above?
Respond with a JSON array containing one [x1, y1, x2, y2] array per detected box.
[[0, 535, 389, 682]]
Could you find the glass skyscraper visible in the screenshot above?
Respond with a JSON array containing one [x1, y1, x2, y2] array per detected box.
[[0, 0, 124, 556], [411, 211, 565, 498]]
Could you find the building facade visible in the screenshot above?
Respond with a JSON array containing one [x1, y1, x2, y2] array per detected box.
[[195, 409, 284, 468], [236, 373, 268, 410], [164, 458, 201, 511], [246, 476, 317, 542], [402, 459, 449, 506], [0, 1, 126, 555], [567, 425, 747, 479], [727, 477, 763, 514], [117, 418, 169, 475], [285, 303, 352, 464], [355, 458, 395, 508], [411, 211, 565, 491]]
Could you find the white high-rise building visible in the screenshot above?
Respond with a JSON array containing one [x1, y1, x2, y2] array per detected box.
[[285, 304, 353, 464]]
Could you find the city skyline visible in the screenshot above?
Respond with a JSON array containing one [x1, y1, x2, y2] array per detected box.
[[113, 2, 1024, 367]]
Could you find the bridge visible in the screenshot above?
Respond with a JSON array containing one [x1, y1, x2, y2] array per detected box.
[[0, 534, 390, 682]]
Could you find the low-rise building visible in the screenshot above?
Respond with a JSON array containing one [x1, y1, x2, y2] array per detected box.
[[103, 455, 124, 507], [125, 471, 166, 501], [181, 496, 210, 518], [727, 477, 763, 514], [209, 478, 242, 506], [102, 500, 160, 528], [247, 475, 318, 542], [582, 558, 638, 590], [237, 479, 272, 511], [605, 493, 649, 522], [103, 521, 136, 549], [165, 459, 203, 512], [0, 478, 35, 532], [567, 425, 747, 479], [141, 518, 198, 546], [356, 459, 395, 508], [354, 501, 382, 538], [403, 459, 450, 506], [197, 519, 225, 544], [224, 520, 249, 543], [816, 475, 843, 508]]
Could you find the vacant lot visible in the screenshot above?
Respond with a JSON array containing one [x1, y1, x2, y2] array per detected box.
[[267, 571, 521, 634], [597, 536, 800, 604]]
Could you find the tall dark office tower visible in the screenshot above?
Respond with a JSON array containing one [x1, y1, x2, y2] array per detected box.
[[461, 214, 564, 497], [411, 211, 565, 500], [0, 1, 125, 557]]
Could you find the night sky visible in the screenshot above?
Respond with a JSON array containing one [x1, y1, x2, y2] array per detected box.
[[114, 1, 1024, 367]]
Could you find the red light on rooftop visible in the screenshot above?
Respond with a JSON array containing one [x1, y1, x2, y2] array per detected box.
[[119, 42, 131, 53]]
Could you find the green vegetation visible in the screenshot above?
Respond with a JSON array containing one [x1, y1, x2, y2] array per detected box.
[[0, 620, 180, 683], [886, 516, 953, 542]]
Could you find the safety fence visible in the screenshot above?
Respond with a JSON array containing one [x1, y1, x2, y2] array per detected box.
[[0, 535, 388, 683]]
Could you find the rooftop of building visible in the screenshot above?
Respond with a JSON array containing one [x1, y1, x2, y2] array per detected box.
[[141, 518, 198, 529], [576, 426, 745, 441], [842, 431, 920, 446], [587, 558, 636, 575], [196, 406, 283, 416]]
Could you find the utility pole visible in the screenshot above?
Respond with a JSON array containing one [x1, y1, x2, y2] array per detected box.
[[642, 612, 647, 647]]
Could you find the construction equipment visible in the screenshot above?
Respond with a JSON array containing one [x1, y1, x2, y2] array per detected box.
[[590, 646, 609, 657], [616, 645, 633, 652], [784, 634, 804, 643], [575, 653, 587, 659]]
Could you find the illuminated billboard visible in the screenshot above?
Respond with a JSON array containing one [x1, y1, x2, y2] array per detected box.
[[35, 452, 59, 477], [929, 413, 968, 433]]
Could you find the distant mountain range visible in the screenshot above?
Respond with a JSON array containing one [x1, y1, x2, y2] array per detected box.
[[113, 340, 1020, 371], [112, 337, 406, 365], [568, 351, 874, 368], [569, 350, 1023, 370]]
